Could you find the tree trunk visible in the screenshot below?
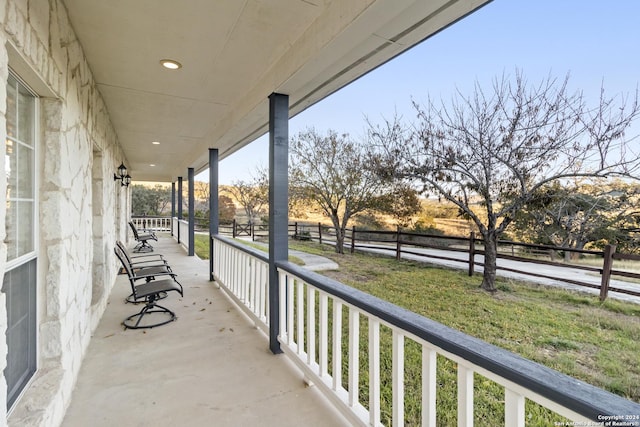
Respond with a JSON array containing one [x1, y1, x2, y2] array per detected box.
[[335, 228, 345, 254], [481, 232, 498, 292], [329, 211, 345, 254]]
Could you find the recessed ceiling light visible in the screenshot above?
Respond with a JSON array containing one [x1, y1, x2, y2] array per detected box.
[[152, 141, 160, 145], [150, 164, 156, 167], [160, 59, 182, 70]]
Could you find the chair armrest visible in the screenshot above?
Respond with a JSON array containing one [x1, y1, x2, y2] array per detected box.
[[129, 253, 165, 260]]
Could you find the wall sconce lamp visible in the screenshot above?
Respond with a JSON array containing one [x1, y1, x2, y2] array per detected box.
[[114, 163, 132, 187]]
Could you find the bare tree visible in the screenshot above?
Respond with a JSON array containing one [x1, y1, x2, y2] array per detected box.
[[370, 72, 640, 292], [226, 168, 268, 223], [290, 128, 386, 253], [194, 181, 210, 212]]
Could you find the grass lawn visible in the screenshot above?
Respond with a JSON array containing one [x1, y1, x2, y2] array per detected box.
[[287, 240, 640, 424], [194, 234, 304, 264]]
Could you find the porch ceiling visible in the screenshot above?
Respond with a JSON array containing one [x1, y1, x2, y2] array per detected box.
[[62, 0, 490, 182]]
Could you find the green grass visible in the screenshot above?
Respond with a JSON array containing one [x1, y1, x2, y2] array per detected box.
[[194, 234, 305, 265], [287, 241, 640, 425], [194, 233, 210, 258]]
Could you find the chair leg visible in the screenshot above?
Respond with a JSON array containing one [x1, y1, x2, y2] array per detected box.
[[123, 301, 176, 329], [133, 242, 153, 253]]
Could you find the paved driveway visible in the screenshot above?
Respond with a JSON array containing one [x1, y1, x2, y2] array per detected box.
[[354, 243, 640, 305]]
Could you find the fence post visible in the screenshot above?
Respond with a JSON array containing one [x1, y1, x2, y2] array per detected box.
[[468, 232, 475, 276], [350, 226, 356, 254], [396, 226, 402, 261], [232, 218, 237, 238], [600, 244, 616, 301], [294, 221, 298, 239], [318, 222, 322, 244], [251, 223, 255, 242]]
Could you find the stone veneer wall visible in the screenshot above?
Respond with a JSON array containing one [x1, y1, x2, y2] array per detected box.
[[0, 1, 128, 426]]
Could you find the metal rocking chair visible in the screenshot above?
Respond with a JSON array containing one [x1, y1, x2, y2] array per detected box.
[[128, 221, 157, 252], [116, 241, 172, 304], [115, 246, 184, 329]]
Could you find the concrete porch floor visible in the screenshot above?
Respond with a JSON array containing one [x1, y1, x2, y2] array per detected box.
[[62, 237, 348, 427]]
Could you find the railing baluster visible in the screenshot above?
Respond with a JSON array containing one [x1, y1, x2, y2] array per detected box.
[[260, 263, 268, 322], [235, 250, 240, 295], [392, 330, 404, 427], [243, 252, 249, 303], [253, 257, 259, 312], [240, 252, 246, 302], [287, 274, 294, 346], [233, 250, 238, 294], [423, 346, 437, 427], [297, 279, 304, 356], [458, 364, 474, 427], [217, 240, 223, 281], [348, 308, 359, 407], [504, 388, 525, 427], [249, 256, 255, 309], [250, 258, 257, 311], [319, 292, 328, 377], [278, 270, 287, 342], [307, 286, 316, 366], [234, 251, 238, 292], [264, 276, 269, 327], [332, 300, 343, 391], [369, 318, 381, 426]]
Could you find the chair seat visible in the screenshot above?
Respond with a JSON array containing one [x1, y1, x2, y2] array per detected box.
[[137, 232, 157, 240], [133, 279, 183, 300]]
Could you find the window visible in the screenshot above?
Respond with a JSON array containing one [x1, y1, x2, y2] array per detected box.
[[5, 73, 36, 262], [3, 72, 38, 410]]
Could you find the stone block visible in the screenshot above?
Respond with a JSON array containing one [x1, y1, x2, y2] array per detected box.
[[40, 196, 63, 241], [40, 320, 62, 359], [0, 1, 6, 28], [27, 0, 50, 45], [5, 3, 24, 42]]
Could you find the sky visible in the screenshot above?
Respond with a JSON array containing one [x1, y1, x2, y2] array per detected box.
[[201, 0, 640, 184]]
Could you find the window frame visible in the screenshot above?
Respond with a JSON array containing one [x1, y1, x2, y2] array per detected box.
[[4, 68, 40, 413]]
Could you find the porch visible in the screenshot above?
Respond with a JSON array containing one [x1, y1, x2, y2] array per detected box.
[[61, 237, 347, 427], [63, 233, 640, 426]]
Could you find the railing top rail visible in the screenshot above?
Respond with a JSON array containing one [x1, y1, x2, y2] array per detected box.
[[214, 234, 269, 263], [274, 258, 640, 421]]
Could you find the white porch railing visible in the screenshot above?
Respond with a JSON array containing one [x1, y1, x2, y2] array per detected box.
[[211, 235, 640, 427], [130, 216, 172, 232], [174, 218, 189, 252], [213, 238, 270, 334], [172, 216, 178, 236]]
